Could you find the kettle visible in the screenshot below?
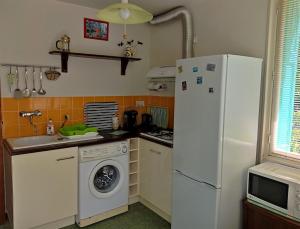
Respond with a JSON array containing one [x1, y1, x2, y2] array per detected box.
[[141, 113, 153, 130], [56, 35, 70, 52], [123, 110, 138, 131]]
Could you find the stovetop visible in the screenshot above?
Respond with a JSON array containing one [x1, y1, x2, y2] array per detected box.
[[140, 129, 173, 144]]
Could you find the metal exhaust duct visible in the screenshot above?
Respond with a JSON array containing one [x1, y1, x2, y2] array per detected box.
[[149, 6, 194, 58]]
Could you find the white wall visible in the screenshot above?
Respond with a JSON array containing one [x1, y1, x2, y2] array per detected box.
[[0, 0, 269, 98], [150, 0, 269, 67], [0, 0, 151, 97]]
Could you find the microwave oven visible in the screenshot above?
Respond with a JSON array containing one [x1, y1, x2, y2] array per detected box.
[[247, 162, 300, 220]]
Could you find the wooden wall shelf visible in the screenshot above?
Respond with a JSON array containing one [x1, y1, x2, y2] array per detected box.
[[49, 51, 142, 75]]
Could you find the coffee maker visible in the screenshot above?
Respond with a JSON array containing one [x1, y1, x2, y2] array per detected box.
[[123, 110, 138, 131]]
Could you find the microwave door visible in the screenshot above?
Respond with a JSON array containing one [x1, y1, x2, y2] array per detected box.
[[248, 173, 289, 214]]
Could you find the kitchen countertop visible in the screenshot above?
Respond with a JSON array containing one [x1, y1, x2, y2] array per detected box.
[[4, 130, 173, 156]]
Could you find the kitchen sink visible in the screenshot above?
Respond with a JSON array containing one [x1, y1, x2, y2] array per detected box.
[[6, 134, 104, 150]]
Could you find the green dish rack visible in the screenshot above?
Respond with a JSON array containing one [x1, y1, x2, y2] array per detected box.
[[59, 124, 98, 136]]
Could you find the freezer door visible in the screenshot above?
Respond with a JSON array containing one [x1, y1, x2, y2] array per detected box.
[[172, 171, 220, 229], [174, 55, 227, 187]]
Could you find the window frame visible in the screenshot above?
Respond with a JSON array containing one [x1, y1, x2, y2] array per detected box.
[[261, 0, 300, 167]]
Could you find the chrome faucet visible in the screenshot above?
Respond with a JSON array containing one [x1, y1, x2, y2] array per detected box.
[[19, 110, 42, 135], [20, 110, 42, 118]]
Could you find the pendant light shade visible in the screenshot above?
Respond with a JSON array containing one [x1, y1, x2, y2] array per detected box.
[[97, 2, 153, 24]]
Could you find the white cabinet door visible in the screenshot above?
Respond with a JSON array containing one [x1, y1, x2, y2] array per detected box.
[[12, 147, 78, 229], [139, 139, 172, 216]]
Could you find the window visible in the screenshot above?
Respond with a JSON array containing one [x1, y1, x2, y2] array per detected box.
[[271, 0, 300, 158]]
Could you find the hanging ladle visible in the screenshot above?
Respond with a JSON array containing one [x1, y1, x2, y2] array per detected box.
[[31, 67, 38, 96], [22, 67, 31, 98], [7, 66, 15, 93], [38, 67, 46, 95], [14, 67, 23, 99]]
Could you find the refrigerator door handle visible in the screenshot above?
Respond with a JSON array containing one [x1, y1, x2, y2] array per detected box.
[[175, 170, 219, 189]]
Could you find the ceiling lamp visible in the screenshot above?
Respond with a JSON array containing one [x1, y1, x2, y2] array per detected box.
[[96, 0, 153, 25]]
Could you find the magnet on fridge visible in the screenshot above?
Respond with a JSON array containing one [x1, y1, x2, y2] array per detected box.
[[197, 77, 203, 85], [209, 88, 214, 93], [178, 66, 183, 73], [192, 67, 199, 73], [182, 81, 187, 91], [206, 64, 216, 72]]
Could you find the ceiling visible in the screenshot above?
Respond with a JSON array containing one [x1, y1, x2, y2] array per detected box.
[[57, 0, 194, 14]]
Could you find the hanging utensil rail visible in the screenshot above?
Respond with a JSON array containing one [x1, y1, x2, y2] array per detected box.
[[1, 63, 60, 69]]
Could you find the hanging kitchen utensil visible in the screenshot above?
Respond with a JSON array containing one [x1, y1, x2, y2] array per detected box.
[[22, 67, 31, 98], [45, 68, 61, 81], [7, 66, 15, 93], [14, 67, 23, 99], [31, 67, 38, 96], [38, 68, 46, 95]]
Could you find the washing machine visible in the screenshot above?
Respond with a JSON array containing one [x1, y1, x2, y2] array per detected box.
[[76, 141, 129, 227]]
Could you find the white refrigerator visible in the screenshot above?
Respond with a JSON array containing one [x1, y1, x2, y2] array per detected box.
[[172, 55, 262, 229]]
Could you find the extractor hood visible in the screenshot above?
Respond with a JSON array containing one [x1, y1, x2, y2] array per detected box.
[[146, 66, 176, 78]]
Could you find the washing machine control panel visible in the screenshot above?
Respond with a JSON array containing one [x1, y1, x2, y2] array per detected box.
[[121, 144, 128, 153], [79, 141, 128, 161]]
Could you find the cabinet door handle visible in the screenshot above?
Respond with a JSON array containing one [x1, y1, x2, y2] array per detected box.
[[56, 156, 75, 161], [150, 149, 162, 155]]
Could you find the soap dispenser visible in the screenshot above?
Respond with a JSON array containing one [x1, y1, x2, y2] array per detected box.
[[47, 119, 55, 135]]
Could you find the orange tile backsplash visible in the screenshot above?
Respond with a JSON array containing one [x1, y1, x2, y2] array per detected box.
[[1, 96, 175, 138]]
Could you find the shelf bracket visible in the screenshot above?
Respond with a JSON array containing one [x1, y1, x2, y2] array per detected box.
[[121, 57, 130, 76], [61, 52, 69, 73]]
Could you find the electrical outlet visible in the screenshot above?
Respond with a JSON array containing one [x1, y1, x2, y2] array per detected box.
[[136, 100, 145, 107]]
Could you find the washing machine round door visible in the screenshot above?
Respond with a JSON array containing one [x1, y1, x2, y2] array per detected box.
[[89, 159, 125, 198]]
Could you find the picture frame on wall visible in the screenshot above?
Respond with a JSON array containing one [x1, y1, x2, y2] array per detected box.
[[84, 18, 109, 41]]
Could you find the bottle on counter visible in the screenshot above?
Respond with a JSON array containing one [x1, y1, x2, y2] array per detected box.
[[47, 119, 55, 135], [112, 115, 119, 130]]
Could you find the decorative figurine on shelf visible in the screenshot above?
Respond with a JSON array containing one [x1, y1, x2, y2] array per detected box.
[[56, 35, 71, 52], [118, 35, 143, 57]]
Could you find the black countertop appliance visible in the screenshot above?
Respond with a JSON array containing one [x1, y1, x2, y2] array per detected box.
[[141, 113, 153, 131], [123, 110, 138, 131]]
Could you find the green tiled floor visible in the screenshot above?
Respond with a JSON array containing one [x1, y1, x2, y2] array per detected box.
[[0, 203, 170, 229], [64, 203, 170, 229], [0, 223, 9, 229]]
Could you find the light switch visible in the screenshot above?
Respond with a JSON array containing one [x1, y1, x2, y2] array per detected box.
[[136, 100, 145, 107]]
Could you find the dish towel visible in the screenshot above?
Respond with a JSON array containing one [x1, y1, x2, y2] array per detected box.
[[149, 106, 168, 129]]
